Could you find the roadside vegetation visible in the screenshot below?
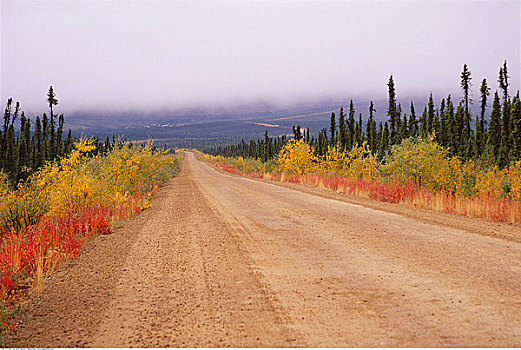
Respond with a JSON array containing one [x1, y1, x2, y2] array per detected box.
[[203, 138, 521, 224], [205, 61, 521, 225], [0, 139, 180, 338], [0, 89, 181, 339]]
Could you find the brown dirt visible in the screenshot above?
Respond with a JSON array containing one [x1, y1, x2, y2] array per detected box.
[[8, 152, 521, 347]]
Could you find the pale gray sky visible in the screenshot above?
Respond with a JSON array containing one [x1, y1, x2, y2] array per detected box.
[[1, 0, 520, 113]]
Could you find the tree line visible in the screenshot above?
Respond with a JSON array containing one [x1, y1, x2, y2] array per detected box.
[[0, 86, 118, 187], [212, 61, 521, 168]]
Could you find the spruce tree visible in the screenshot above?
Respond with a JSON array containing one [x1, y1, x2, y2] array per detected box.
[[396, 103, 403, 143], [47, 86, 58, 119], [249, 139, 256, 158], [454, 103, 465, 157], [49, 114, 56, 159], [5, 125, 16, 181], [460, 64, 472, 145], [34, 116, 44, 169], [501, 97, 512, 164], [439, 98, 446, 145], [498, 61, 509, 103], [408, 101, 418, 137], [18, 113, 28, 173], [366, 101, 377, 152], [337, 107, 346, 149], [427, 93, 435, 134], [460, 64, 472, 117], [378, 122, 390, 161], [511, 96, 521, 161], [329, 112, 336, 146], [347, 100, 355, 149], [387, 75, 398, 144], [23, 115, 31, 168], [476, 78, 490, 156], [1, 98, 14, 169], [263, 130, 270, 161], [420, 107, 428, 137], [487, 92, 502, 161], [355, 113, 363, 146], [314, 130, 320, 153], [444, 95, 455, 152], [57, 114, 65, 154]]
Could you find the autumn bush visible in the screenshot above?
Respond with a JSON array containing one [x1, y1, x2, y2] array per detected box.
[[321, 143, 379, 181], [381, 136, 454, 192], [278, 139, 318, 175]]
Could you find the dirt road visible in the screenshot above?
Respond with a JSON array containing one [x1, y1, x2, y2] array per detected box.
[[9, 152, 521, 347]]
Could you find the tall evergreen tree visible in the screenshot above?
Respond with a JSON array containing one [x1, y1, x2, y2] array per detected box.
[[510, 96, 521, 161], [460, 64, 472, 145], [4, 123, 16, 181], [487, 92, 502, 161], [454, 103, 467, 157], [329, 112, 336, 146], [347, 100, 355, 149], [337, 107, 346, 149], [1, 98, 14, 169], [444, 95, 456, 154], [64, 129, 73, 154], [378, 122, 390, 160], [18, 113, 28, 172], [479, 79, 490, 132], [396, 103, 403, 142], [33, 116, 44, 169], [47, 86, 58, 119], [475, 78, 490, 156], [366, 101, 377, 152], [263, 130, 270, 161], [408, 101, 418, 137], [23, 114, 31, 168], [427, 93, 435, 134], [420, 107, 428, 137], [57, 114, 65, 154], [501, 98, 512, 165], [460, 63, 472, 117], [387, 75, 398, 144], [498, 61, 509, 103], [438, 98, 446, 145], [355, 113, 363, 146]]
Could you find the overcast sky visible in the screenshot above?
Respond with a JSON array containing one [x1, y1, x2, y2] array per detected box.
[[1, 0, 520, 114]]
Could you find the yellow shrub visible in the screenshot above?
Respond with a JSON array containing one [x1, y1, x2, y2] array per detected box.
[[0, 171, 8, 199], [0, 180, 48, 231], [506, 160, 521, 200], [449, 158, 478, 197], [36, 139, 98, 214], [382, 137, 454, 191], [474, 166, 506, 198], [33, 138, 178, 215], [321, 146, 347, 174], [278, 139, 318, 175], [319, 143, 379, 180], [343, 143, 380, 181]]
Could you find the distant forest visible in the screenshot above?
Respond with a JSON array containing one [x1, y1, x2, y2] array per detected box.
[[0, 87, 118, 186], [212, 61, 521, 169]]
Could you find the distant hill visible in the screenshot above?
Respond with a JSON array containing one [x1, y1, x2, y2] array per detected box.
[[64, 94, 470, 149]]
